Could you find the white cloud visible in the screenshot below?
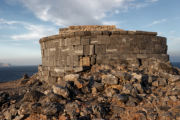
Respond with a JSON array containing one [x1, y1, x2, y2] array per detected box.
[[11, 24, 57, 40], [0, 18, 19, 25], [14, 0, 158, 26], [144, 19, 167, 27], [0, 18, 57, 41]]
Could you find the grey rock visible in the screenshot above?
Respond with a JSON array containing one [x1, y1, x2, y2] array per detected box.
[[18, 102, 32, 115], [152, 81, 158, 87], [122, 83, 133, 94], [92, 82, 104, 92], [158, 78, 167, 86], [52, 85, 69, 98], [0, 92, 9, 107], [114, 94, 129, 103], [102, 74, 119, 85], [3, 110, 11, 120], [65, 102, 79, 119], [125, 96, 142, 107], [42, 102, 63, 116], [13, 115, 24, 120], [105, 88, 118, 97], [111, 105, 125, 113], [158, 106, 171, 111], [23, 90, 45, 102]]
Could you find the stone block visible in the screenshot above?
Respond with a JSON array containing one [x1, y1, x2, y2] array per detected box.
[[112, 31, 120, 35], [65, 67, 74, 72], [59, 39, 65, 46], [106, 48, 117, 53], [61, 46, 70, 53], [80, 57, 91, 66], [64, 38, 71, 46], [69, 32, 75, 37], [83, 45, 94, 55], [81, 38, 90, 45], [90, 55, 96, 65], [73, 67, 83, 72], [91, 31, 102, 36], [42, 71, 50, 76], [67, 56, 71, 66], [100, 35, 110, 44], [90, 37, 100, 44], [102, 31, 112, 35], [71, 37, 80, 45], [128, 31, 136, 35], [54, 67, 65, 73], [73, 45, 83, 55], [137, 54, 148, 59], [95, 44, 106, 54], [84, 31, 91, 36], [75, 31, 85, 36], [119, 31, 128, 35], [73, 55, 79, 66]]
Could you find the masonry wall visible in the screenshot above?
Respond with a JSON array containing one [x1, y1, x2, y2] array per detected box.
[[38, 25, 169, 83]]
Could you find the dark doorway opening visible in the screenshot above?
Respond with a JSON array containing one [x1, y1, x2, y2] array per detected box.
[[138, 58, 142, 67]]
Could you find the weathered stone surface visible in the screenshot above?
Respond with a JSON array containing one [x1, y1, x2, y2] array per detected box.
[[65, 102, 80, 119], [23, 90, 45, 102], [41, 102, 62, 116], [114, 94, 129, 103], [0, 62, 180, 120], [39, 25, 169, 82], [25, 114, 47, 120], [101, 74, 119, 85], [52, 85, 69, 98], [0, 92, 9, 107], [64, 74, 79, 81]]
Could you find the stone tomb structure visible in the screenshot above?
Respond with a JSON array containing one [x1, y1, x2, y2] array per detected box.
[[38, 25, 169, 82]]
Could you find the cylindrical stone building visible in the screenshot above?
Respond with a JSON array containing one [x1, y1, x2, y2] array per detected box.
[[38, 25, 169, 82]]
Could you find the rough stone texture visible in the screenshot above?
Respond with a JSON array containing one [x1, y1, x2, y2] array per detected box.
[[39, 25, 169, 83], [0, 61, 180, 120]]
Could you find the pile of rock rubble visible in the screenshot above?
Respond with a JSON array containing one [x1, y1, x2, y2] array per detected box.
[[0, 60, 180, 120]]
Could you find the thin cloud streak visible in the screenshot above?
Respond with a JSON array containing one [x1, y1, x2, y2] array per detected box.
[[143, 19, 167, 28]]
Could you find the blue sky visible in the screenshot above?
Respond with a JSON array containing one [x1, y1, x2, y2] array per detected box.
[[0, 0, 180, 65]]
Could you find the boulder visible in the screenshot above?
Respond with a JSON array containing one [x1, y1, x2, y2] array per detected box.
[[23, 90, 45, 102], [42, 102, 63, 116], [52, 85, 69, 98], [114, 94, 129, 103], [65, 102, 80, 119], [0, 92, 9, 107], [101, 74, 118, 85], [64, 74, 79, 82], [25, 114, 47, 120], [105, 87, 118, 97]]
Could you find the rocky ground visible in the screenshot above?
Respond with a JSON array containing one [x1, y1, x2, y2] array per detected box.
[[0, 60, 180, 120]]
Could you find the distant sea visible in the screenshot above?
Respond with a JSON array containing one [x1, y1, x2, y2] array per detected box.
[[0, 66, 38, 82], [171, 62, 180, 68], [0, 62, 180, 83]]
